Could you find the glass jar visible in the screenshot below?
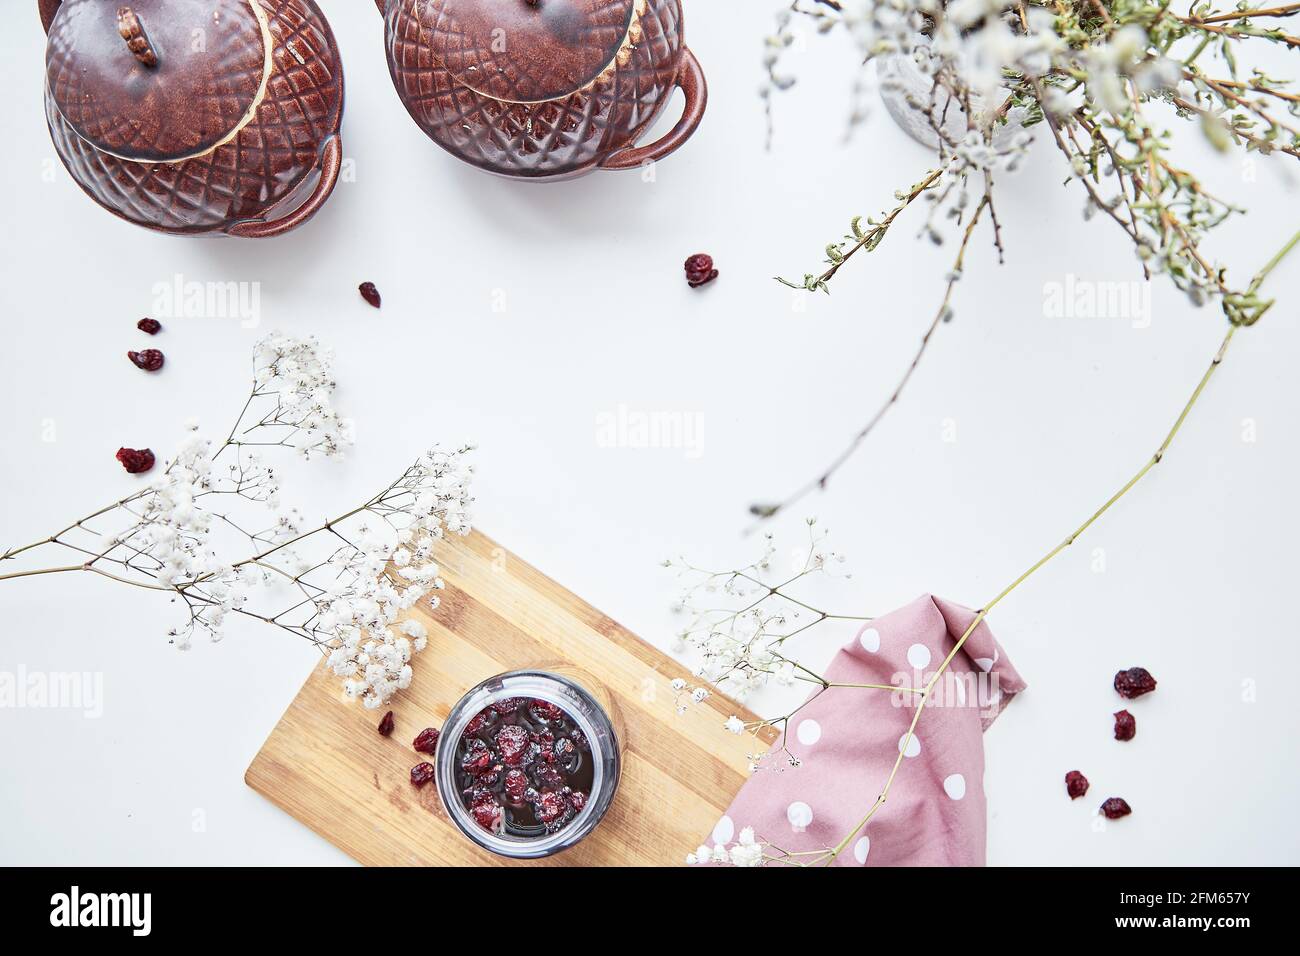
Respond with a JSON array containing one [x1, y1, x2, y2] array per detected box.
[[435, 669, 622, 860], [877, 38, 1031, 150]]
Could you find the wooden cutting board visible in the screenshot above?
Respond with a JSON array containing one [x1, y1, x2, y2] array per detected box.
[[246, 530, 776, 866]]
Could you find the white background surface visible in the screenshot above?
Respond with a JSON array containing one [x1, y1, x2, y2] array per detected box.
[[2, 0, 1298, 866]]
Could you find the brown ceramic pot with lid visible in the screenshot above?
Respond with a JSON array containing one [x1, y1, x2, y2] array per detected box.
[[377, 0, 707, 180], [40, 0, 345, 237]]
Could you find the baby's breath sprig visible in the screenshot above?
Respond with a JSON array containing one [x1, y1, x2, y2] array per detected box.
[[0, 334, 474, 709], [665, 518, 919, 776]]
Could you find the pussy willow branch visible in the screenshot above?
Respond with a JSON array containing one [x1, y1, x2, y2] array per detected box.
[[777, 167, 944, 293], [754, 187, 992, 523], [787, 227, 1299, 866], [756, 0, 1298, 528], [1183, 4, 1300, 24]]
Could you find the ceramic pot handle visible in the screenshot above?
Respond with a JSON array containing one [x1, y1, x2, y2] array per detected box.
[[38, 0, 62, 32], [225, 134, 343, 239], [600, 48, 707, 171]]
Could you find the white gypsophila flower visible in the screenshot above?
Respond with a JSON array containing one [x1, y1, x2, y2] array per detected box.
[[724, 716, 745, 735], [43, 332, 476, 711], [311, 444, 474, 705], [729, 842, 765, 867], [251, 332, 355, 461]]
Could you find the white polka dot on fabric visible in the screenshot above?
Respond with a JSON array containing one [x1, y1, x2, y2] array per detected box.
[[943, 773, 967, 800], [898, 733, 921, 758], [787, 801, 813, 830], [796, 718, 822, 746], [711, 815, 735, 845], [853, 836, 871, 864], [906, 643, 931, 669], [859, 627, 880, 653]]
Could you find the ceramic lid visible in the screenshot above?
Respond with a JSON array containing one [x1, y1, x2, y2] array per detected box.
[[432, 0, 638, 103], [45, 0, 271, 163]]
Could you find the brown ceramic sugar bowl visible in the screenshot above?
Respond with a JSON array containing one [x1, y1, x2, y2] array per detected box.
[[377, 0, 707, 180], [39, 0, 345, 237]]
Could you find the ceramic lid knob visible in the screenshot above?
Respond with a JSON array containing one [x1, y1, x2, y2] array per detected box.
[[432, 0, 638, 103], [45, 0, 270, 162], [115, 7, 158, 68]]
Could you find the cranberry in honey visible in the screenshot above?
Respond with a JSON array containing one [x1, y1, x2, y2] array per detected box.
[[436, 670, 620, 859], [455, 698, 593, 838]]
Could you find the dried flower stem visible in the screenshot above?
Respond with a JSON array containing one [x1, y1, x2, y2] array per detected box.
[[808, 228, 1299, 865], [1182, 4, 1299, 24]]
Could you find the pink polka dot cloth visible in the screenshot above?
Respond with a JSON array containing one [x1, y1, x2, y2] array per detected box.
[[709, 594, 1026, 866]]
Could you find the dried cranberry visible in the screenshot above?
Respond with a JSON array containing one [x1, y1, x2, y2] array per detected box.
[[1100, 797, 1132, 820], [412, 727, 440, 755], [453, 695, 592, 838], [536, 790, 570, 825], [460, 738, 493, 776], [464, 707, 498, 738], [136, 317, 162, 335], [528, 699, 564, 723], [504, 768, 529, 801], [377, 711, 395, 737], [568, 727, 587, 750], [1113, 709, 1136, 741], [358, 281, 382, 309], [684, 253, 718, 288], [410, 762, 435, 788], [1065, 770, 1089, 800], [533, 762, 564, 789], [1114, 667, 1157, 699], [127, 349, 165, 371], [115, 447, 155, 474], [470, 793, 502, 832], [495, 724, 530, 765]]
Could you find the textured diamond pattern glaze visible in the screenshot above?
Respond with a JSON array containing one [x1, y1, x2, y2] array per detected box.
[[386, 0, 684, 178], [433, 0, 634, 103], [46, 0, 265, 162], [46, 0, 343, 235]]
